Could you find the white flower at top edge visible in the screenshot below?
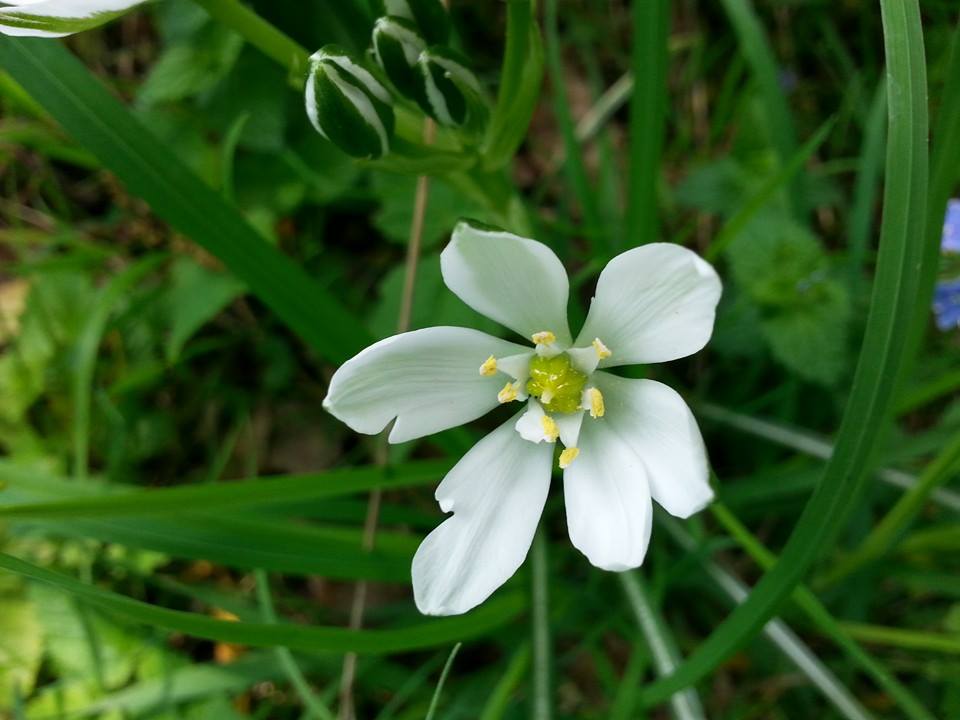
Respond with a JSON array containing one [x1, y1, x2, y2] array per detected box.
[[323, 221, 723, 616], [0, 0, 146, 38]]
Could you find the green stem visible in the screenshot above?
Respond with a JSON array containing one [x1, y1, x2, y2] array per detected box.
[[841, 623, 960, 655], [424, 643, 462, 720], [191, 0, 309, 78], [254, 570, 335, 720], [530, 528, 551, 720], [625, 0, 669, 246], [619, 573, 705, 720]]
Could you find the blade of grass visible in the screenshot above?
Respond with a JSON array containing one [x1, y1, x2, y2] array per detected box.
[[543, 0, 606, 254], [841, 624, 960, 655], [819, 432, 960, 587], [610, 642, 649, 720], [530, 528, 552, 720], [481, 0, 544, 171], [479, 645, 530, 720], [718, 0, 799, 213], [0, 37, 370, 364], [72, 255, 165, 481], [708, 503, 935, 720], [619, 573, 705, 719], [255, 569, 335, 720], [704, 117, 834, 263], [697, 403, 960, 512], [424, 642, 461, 720], [0, 459, 451, 519], [0, 552, 524, 653], [660, 519, 876, 720], [625, 0, 669, 246], [847, 81, 887, 291]]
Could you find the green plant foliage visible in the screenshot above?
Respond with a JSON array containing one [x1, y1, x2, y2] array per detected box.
[[0, 1, 958, 718]]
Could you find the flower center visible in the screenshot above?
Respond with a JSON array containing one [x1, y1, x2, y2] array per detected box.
[[525, 353, 587, 413]]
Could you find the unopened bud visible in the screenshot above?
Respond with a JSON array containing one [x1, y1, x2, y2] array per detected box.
[[305, 45, 395, 159], [383, 0, 450, 45], [372, 16, 429, 108], [418, 46, 485, 129]]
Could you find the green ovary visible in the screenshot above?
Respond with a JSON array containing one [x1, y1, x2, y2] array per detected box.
[[526, 354, 587, 414]]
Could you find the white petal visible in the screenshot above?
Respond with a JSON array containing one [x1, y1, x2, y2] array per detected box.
[[593, 373, 713, 518], [575, 244, 722, 366], [412, 415, 553, 615], [441, 221, 572, 344], [563, 415, 653, 571], [0, 0, 144, 37], [323, 327, 529, 444], [555, 411, 584, 448], [515, 399, 551, 443]]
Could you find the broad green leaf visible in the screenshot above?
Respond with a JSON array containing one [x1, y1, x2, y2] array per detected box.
[[164, 257, 246, 363], [0, 552, 524, 653], [0, 37, 370, 364]]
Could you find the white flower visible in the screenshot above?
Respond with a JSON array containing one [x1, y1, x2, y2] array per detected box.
[[323, 221, 722, 616], [0, 0, 145, 38]]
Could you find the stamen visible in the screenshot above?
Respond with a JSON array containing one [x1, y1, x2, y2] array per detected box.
[[479, 355, 498, 376], [592, 337, 612, 360], [498, 381, 519, 403], [559, 447, 579, 469], [540, 415, 559, 442], [585, 387, 605, 419], [540, 389, 555, 405], [531, 330, 556, 346]]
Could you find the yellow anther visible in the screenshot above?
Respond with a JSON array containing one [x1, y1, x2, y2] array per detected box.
[[498, 381, 519, 404], [559, 447, 580, 469], [540, 415, 559, 442], [531, 330, 556, 346], [586, 387, 605, 419], [592, 337, 612, 360], [479, 355, 498, 376]]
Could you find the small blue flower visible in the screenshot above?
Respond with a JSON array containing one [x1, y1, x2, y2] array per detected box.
[[933, 278, 960, 331], [943, 199, 960, 254]]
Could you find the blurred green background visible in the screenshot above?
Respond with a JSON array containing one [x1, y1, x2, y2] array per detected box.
[[1, 0, 959, 718]]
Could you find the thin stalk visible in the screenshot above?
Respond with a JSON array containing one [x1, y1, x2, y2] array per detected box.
[[530, 528, 552, 720], [424, 643, 462, 720], [338, 119, 435, 720], [625, 0, 669, 245], [820, 432, 960, 587], [841, 623, 960, 655], [191, 0, 309, 78], [619, 573, 705, 720], [254, 570, 335, 720]]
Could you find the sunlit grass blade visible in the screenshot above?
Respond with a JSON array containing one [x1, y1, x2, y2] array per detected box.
[[625, 0, 668, 246], [0, 37, 370, 363], [0, 552, 524, 653], [841, 624, 960, 656], [0, 459, 451, 519], [619, 573, 705, 720]]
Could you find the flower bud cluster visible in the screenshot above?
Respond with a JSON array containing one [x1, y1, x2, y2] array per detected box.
[[305, 0, 485, 159]]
